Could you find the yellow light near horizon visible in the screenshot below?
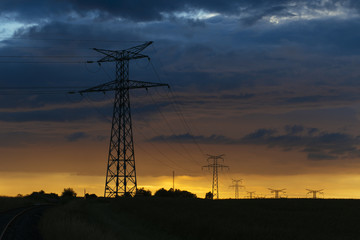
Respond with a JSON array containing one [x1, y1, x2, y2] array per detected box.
[[1, 172, 360, 199]]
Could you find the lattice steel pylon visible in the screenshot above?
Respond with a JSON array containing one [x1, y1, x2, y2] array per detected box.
[[268, 188, 286, 199], [202, 154, 229, 199], [247, 191, 256, 199], [306, 189, 324, 199], [72, 41, 169, 197], [229, 179, 244, 199]]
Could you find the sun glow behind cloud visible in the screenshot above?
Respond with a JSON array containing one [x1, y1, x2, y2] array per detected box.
[[161, 9, 220, 20], [0, 16, 37, 42], [267, 3, 359, 25]]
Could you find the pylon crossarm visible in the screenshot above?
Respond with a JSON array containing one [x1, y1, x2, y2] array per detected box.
[[124, 41, 153, 56], [70, 80, 169, 94], [128, 80, 169, 90], [76, 80, 117, 94], [93, 52, 150, 62]]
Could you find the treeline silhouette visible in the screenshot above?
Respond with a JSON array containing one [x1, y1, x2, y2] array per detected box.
[[13, 187, 198, 201], [152, 188, 197, 198]]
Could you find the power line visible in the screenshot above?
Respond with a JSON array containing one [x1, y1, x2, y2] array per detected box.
[[147, 92, 203, 166], [3, 37, 146, 43], [0, 61, 86, 64], [0, 55, 98, 58], [0, 86, 91, 95], [149, 60, 206, 157], [82, 92, 194, 173]]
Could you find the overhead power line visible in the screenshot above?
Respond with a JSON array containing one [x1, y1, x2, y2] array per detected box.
[[0, 61, 87, 64], [3, 37, 146, 43]]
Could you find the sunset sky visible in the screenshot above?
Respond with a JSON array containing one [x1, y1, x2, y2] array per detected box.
[[1, 0, 360, 198]]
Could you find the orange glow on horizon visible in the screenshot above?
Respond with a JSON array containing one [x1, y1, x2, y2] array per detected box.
[[1, 172, 360, 199]]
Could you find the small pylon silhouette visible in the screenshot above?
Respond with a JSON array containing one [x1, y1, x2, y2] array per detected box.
[[202, 154, 229, 199], [229, 179, 244, 199], [246, 191, 256, 199], [306, 189, 324, 199], [268, 188, 286, 198]]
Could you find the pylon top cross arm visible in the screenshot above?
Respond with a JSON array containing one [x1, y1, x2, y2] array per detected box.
[[92, 41, 153, 63]]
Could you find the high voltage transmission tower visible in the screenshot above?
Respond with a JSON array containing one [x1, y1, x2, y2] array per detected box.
[[71, 41, 169, 197], [246, 191, 256, 199], [268, 188, 286, 199], [229, 179, 244, 199], [306, 189, 324, 199], [202, 154, 229, 200]]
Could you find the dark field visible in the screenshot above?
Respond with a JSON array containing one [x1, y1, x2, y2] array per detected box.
[[0, 197, 35, 212], [39, 198, 360, 240]]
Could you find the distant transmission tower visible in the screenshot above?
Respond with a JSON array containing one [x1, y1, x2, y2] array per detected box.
[[268, 188, 286, 199], [202, 154, 229, 199], [306, 189, 324, 199], [229, 179, 244, 199], [247, 191, 256, 199], [72, 42, 169, 197]]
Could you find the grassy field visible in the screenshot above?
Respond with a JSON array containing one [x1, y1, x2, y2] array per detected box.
[[0, 196, 35, 212], [39, 198, 360, 240]]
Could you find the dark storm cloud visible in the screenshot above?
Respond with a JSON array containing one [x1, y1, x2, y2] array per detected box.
[[150, 133, 233, 145], [0, 102, 112, 122], [1, 0, 359, 23], [307, 153, 338, 160], [149, 125, 360, 160]]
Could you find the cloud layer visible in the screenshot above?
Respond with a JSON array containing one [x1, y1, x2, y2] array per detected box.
[[150, 125, 360, 161], [1, 1, 360, 178]]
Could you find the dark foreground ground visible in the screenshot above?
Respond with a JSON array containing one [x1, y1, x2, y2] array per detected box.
[[39, 198, 360, 240]]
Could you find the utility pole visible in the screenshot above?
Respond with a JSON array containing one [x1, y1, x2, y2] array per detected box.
[[306, 189, 324, 199], [202, 154, 229, 200], [268, 188, 286, 199], [247, 191, 256, 199], [229, 179, 244, 199], [172, 171, 175, 191], [71, 42, 169, 198]]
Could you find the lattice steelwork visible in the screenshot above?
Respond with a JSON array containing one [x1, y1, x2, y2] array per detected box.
[[229, 179, 244, 199], [268, 188, 286, 199], [73, 42, 169, 197], [306, 189, 324, 199], [202, 154, 229, 199]]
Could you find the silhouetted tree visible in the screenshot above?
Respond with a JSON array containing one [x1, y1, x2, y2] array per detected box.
[[61, 188, 77, 198], [174, 189, 197, 198], [154, 188, 197, 198], [154, 188, 172, 197], [136, 188, 152, 197], [85, 193, 97, 199], [205, 192, 213, 200], [27, 190, 59, 201]]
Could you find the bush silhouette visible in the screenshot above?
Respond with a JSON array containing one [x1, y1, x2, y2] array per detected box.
[[205, 192, 213, 199], [85, 193, 98, 199], [154, 188, 197, 198], [61, 188, 77, 198], [136, 188, 152, 197]]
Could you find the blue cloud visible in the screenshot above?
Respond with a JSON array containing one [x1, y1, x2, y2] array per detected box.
[[66, 132, 88, 142]]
